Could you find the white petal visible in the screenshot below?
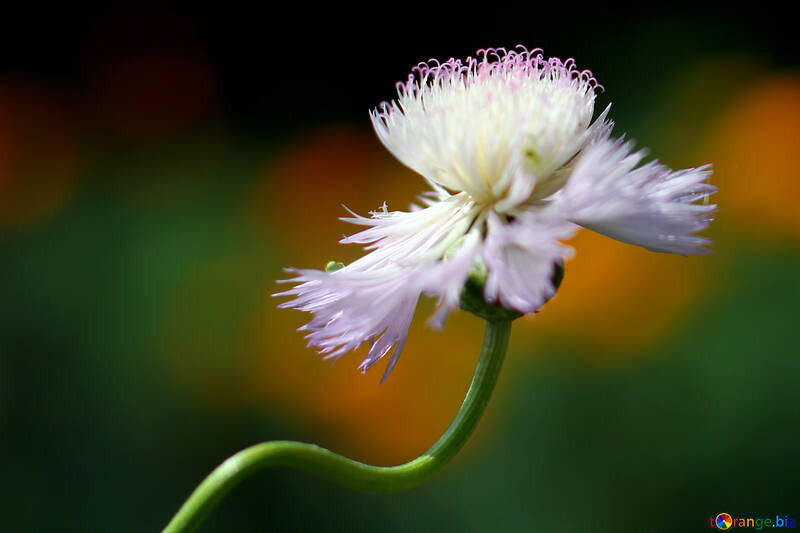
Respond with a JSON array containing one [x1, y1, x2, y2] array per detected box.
[[370, 47, 600, 207], [276, 196, 479, 379], [526, 103, 614, 203], [277, 267, 419, 370], [552, 137, 716, 255], [419, 229, 483, 330], [482, 212, 576, 314], [340, 194, 477, 264]]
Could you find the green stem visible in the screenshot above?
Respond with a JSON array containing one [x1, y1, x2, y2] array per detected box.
[[162, 320, 512, 533]]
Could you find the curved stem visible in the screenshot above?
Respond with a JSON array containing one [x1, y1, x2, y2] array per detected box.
[[163, 320, 512, 533]]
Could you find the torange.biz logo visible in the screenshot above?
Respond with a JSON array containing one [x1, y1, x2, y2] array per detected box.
[[715, 514, 733, 529], [709, 513, 795, 529]]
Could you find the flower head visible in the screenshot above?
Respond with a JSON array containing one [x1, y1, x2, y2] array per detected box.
[[276, 46, 716, 381]]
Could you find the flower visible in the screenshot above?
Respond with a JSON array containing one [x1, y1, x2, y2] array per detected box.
[[276, 46, 716, 381]]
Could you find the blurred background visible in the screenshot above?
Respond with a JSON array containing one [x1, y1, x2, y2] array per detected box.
[[1, 4, 798, 532]]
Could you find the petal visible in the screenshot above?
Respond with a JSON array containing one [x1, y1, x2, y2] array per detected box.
[[277, 267, 419, 369], [552, 137, 717, 255], [276, 196, 479, 379], [370, 48, 600, 206], [482, 212, 576, 314], [526, 103, 615, 203], [340, 194, 476, 261], [419, 229, 483, 330]]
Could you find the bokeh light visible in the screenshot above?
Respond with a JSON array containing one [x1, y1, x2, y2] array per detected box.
[[705, 73, 800, 243], [528, 230, 711, 353], [0, 80, 79, 226]]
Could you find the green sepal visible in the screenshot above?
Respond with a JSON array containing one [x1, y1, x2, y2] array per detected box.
[[459, 261, 565, 322]]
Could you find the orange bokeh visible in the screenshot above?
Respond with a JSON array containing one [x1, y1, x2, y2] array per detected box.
[[526, 230, 711, 354], [704, 74, 800, 241], [0, 80, 79, 226], [252, 125, 419, 266]]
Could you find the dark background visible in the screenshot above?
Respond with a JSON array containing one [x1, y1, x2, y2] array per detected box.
[[1, 4, 798, 532]]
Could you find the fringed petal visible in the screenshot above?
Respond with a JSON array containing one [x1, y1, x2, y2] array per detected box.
[[552, 137, 716, 255], [482, 212, 576, 314]]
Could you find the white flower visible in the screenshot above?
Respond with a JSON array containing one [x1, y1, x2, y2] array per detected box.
[[276, 46, 716, 381]]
